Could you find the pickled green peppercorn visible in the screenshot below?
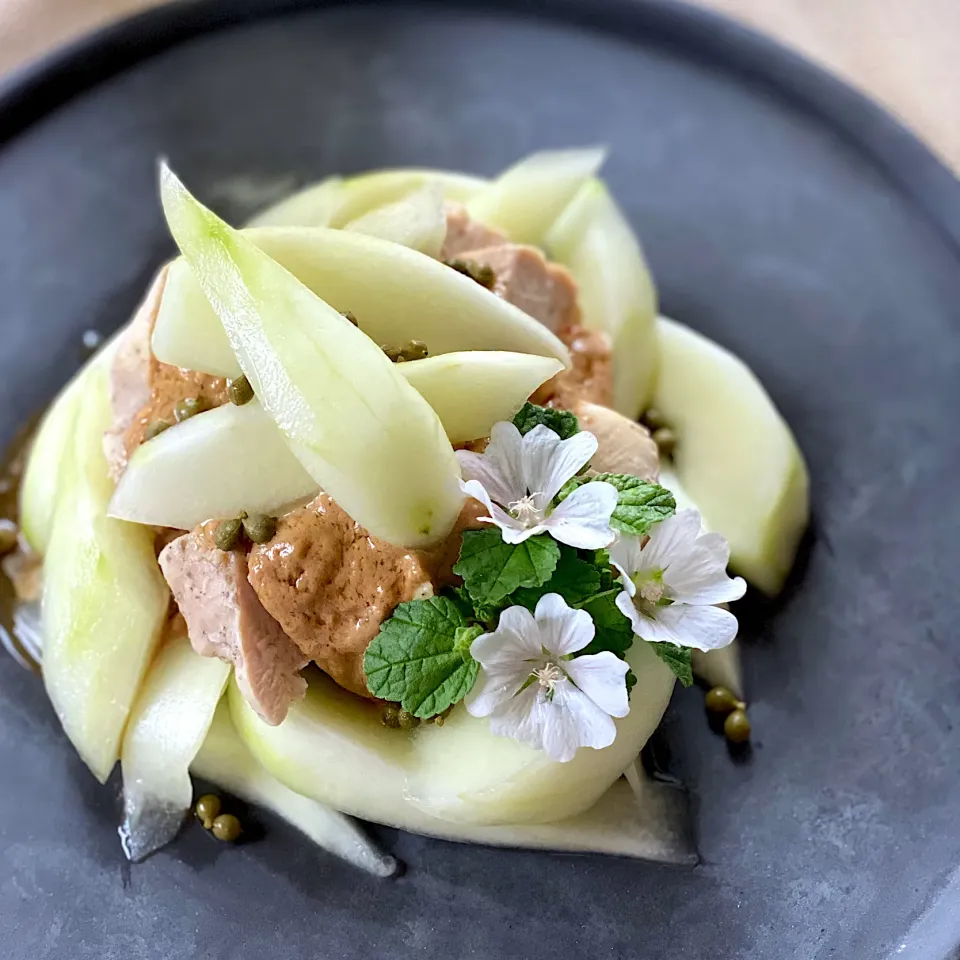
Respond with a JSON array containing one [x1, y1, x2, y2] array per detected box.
[[724, 708, 751, 743], [211, 813, 242, 842], [143, 419, 171, 441], [643, 407, 667, 430], [243, 513, 277, 544], [195, 793, 222, 829], [397, 709, 420, 730], [400, 340, 429, 362], [227, 374, 254, 406], [381, 704, 402, 728], [652, 427, 677, 457], [444, 259, 496, 290], [173, 397, 204, 423], [214, 517, 244, 551], [0, 519, 18, 556], [705, 686, 745, 716]]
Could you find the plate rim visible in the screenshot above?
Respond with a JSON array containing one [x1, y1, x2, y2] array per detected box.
[[0, 0, 958, 259]]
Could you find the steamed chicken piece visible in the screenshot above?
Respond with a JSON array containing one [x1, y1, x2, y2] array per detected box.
[[440, 202, 507, 259], [574, 400, 659, 482], [159, 527, 307, 725]]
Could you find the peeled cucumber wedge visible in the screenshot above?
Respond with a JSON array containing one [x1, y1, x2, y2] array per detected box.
[[193, 701, 399, 877], [343, 183, 447, 257], [247, 176, 344, 228], [108, 350, 560, 530], [249, 168, 486, 229], [160, 165, 465, 548], [152, 226, 571, 380], [119, 636, 230, 861], [211, 695, 692, 864], [465, 148, 607, 245], [41, 363, 170, 783], [547, 179, 658, 418], [654, 317, 809, 595], [109, 401, 317, 530], [398, 351, 563, 445], [19, 370, 89, 555], [231, 640, 673, 829]]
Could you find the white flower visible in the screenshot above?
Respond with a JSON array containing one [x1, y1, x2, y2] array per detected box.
[[609, 509, 746, 651], [466, 593, 630, 762], [456, 421, 618, 549]]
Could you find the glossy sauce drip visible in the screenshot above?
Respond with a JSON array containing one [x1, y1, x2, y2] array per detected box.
[[0, 415, 43, 673]]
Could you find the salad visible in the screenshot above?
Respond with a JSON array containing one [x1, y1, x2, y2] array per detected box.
[[3, 149, 809, 873]]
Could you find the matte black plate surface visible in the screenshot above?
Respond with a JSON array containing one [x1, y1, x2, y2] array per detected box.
[[1, 2, 959, 958]]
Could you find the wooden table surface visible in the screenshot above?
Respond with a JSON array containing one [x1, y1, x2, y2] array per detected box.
[[1, 0, 958, 174]]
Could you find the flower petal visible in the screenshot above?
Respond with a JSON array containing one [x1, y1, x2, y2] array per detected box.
[[469, 666, 535, 719], [461, 479, 532, 542], [456, 421, 525, 505], [609, 535, 644, 597], [666, 603, 740, 651], [545, 683, 617, 759], [534, 593, 595, 656], [470, 605, 541, 665], [615, 594, 693, 645], [521, 425, 598, 502], [639, 509, 702, 571], [545, 481, 617, 549], [486, 683, 549, 751], [664, 533, 747, 605], [564, 651, 630, 718], [615, 589, 648, 635]]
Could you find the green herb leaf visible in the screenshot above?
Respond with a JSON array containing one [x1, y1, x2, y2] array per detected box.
[[649, 642, 693, 687], [592, 473, 676, 537], [364, 596, 481, 718], [588, 547, 617, 591], [454, 529, 560, 608], [511, 545, 601, 610], [625, 669, 637, 695], [579, 590, 635, 657], [512, 402, 579, 440]]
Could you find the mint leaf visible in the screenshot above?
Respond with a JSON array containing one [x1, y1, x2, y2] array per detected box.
[[592, 473, 676, 537], [454, 529, 560, 608], [512, 402, 579, 440], [511, 545, 601, 610], [364, 596, 480, 718], [650, 642, 693, 687], [588, 547, 617, 591], [454, 624, 484, 658], [579, 590, 635, 657]]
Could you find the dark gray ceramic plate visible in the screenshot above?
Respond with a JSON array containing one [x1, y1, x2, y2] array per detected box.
[[1, 2, 959, 957]]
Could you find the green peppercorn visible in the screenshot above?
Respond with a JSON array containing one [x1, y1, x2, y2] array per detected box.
[[381, 704, 401, 728], [143, 419, 171, 441], [213, 517, 244, 551], [652, 427, 677, 457], [444, 259, 496, 290], [643, 407, 667, 430], [0, 519, 18, 556], [705, 686, 745, 716], [173, 396, 205, 423], [400, 340, 429, 362], [243, 513, 277, 545], [342, 311, 359, 327], [397, 709, 420, 730], [211, 813, 242, 842], [227, 374, 254, 406], [724, 708, 751, 743], [195, 793, 222, 829]]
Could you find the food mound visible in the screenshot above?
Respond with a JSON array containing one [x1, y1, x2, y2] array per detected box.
[[9, 150, 809, 871]]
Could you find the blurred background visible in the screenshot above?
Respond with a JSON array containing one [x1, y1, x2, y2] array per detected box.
[[0, 0, 957, 173]]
